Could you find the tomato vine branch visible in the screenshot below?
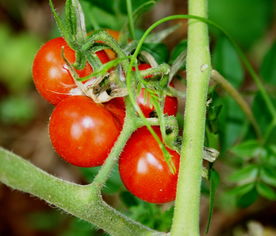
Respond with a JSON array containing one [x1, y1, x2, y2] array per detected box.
[[0, 147, 163, 235]]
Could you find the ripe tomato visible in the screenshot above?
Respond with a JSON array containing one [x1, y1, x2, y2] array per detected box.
[[119, 126, 179, 203], [135, 64, 178, 117], [33, 37, 109, 105], [104, 97, 125, 126], [49, 96, 121, 167]]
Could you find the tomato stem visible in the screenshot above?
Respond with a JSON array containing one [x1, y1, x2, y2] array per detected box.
[[126, 0, 136, 40], [0, 147, 160, 235], [171, 0, 211, 235], [91, 98, 138, 189]]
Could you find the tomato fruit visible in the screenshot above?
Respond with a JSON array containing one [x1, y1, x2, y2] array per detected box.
[[33, 37, 109, 105], [119, 126, 179, 203], [104, 97, 125, 126], [135, 64, 178, 117], [49, 96, 121, 167]]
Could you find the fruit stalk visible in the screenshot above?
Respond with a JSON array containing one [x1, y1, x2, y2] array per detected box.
[[171, 0, 211, 235]]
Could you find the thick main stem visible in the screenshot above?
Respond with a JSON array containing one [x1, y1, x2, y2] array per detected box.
[[171, 0, 211, 235], [0, 147, 160, 236]]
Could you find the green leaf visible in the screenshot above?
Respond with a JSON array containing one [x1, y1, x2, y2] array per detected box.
[[120, 191, 139, 207], [228, 164, 258, 183], [127, 201, 173, 232], [236, 187, 258, 208], [0, 96, 36, 125], [0, 25, 41, 92], [170, 40, 187, 66], [257, 182, 276, 200], [212, 36, 244, 88], [27, 211, 63, 230], [205, 168, 220, 233], [209, 0, 274, 49], [252, 93, 276, 137], [230, 140, 261, 158], [145, 24, 181, 44], [141, 43, 169, 64], [228, 183, 255, 196], [81, 0, 157, 18], [62, 218, 95, 236], [260, 167, 276, 188], [79, 167, 122, 194], [216, 96, 247, 151], [260, 41, 276, 85]]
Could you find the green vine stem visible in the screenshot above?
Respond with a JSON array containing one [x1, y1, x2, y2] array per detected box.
[[90, 98, 138, 189], [211, 70, 262, 140], [126, 0, 136, 39], [171, 0, 211, 235], [0, 147, 163, 236]]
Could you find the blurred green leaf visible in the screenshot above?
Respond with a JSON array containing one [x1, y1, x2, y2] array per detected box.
[[216, 96, 247, 151], [27, 211, 63, 230], [81, 0, 157, 15], [126, 201, 173, 232], [230, 140, 262, 158], [236, 187, 258, 208], [170, 40, 187, 69], [120, 191, 139, 207], [0, 95, 36, 125], [209, 0, 273, 49], [228, 183, 254, 196], [212, 37, 244, 88], [141, 43, 169, 64], [252, 93, 276, 139], [257, 182, 276, 200], [79, 167, 122, 194], [260, 167, 276, 188], [260, 41, 276, 85], [0, 25, 41, 92], [228, 164, 258, 183], [62, 218, 96, 236]]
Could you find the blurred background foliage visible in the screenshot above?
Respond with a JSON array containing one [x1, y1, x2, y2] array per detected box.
[[0, 0, 275, 235]]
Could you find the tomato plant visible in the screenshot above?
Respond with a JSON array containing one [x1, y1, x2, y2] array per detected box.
[[119, 126, 179, 203], [135, 64, 178, 117], [49, 95, 121, 167], [2, 0, 275, 235], [32, 37, 109, 105]]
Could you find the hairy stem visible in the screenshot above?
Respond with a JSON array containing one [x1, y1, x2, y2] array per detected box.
[[171, 0, 211, 235], [91, 98, 137, 189], [211, 70, 262, 140], [0, 147, 162, 236]]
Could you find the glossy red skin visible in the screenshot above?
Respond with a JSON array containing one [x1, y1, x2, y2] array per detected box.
[[135, 63, 178, 117], [49, 96, 120, 167], [119, 127, 179, 203], [33, 37, 109, 105], [104, 97, 125, 127]]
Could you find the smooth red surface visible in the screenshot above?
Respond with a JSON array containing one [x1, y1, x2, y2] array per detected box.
[[119, 127, 180, 203], [104, 97, 125, 127], [49, 96, 120, 167], [32, 37, 109, 105]]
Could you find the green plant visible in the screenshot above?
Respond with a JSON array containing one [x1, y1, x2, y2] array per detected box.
[[1, 0, 276, 235]]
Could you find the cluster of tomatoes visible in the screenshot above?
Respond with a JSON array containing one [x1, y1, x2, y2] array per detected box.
[[32, 34, 180, 203]]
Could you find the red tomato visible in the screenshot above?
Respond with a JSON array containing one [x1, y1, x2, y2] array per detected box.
[[33, 37, 109, 105], [49, 96, 120, 167], [104, 97, 125, 127], [119, 126, 179, 203], [135, 64, 178, 117]]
